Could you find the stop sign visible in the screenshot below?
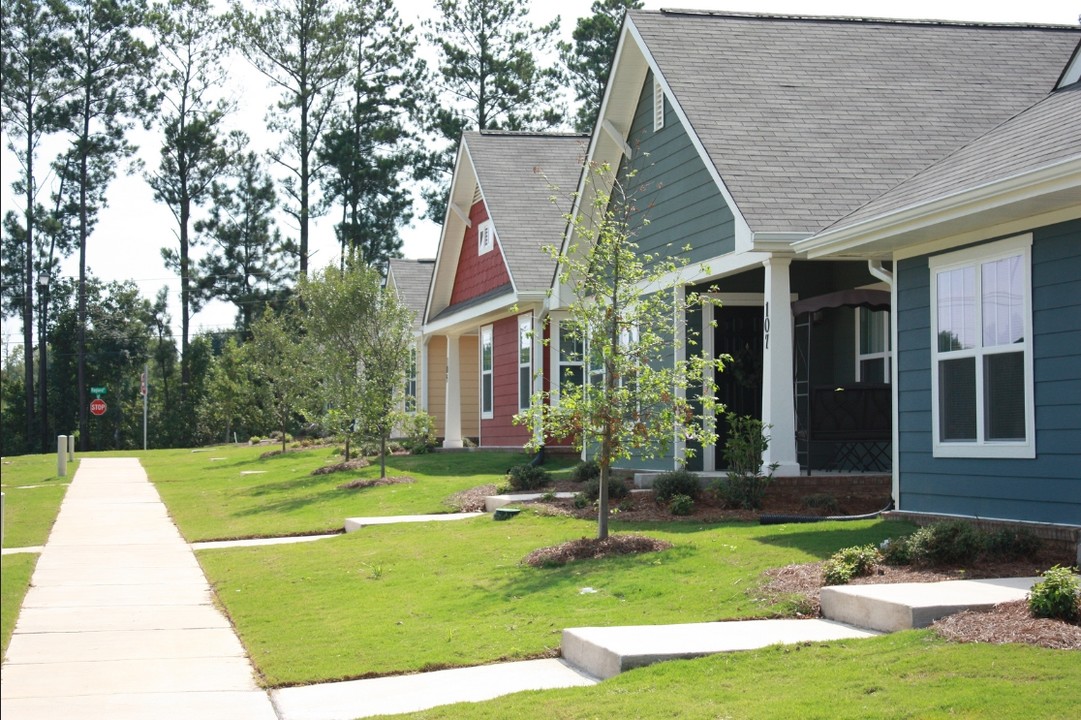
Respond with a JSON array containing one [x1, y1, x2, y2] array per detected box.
[[90, 398, 107, 416]]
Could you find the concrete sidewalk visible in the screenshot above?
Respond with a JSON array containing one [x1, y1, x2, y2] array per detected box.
[[0, 458, 277, 720]]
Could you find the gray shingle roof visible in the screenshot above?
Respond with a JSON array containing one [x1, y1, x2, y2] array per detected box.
[[387, 258, 435, 331], [464, 131, 589, 291], [826, 82, 1081, 230], [629, 10, 1081, 234]]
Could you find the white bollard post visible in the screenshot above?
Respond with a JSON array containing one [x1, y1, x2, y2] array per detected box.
[[57, 435, 68, 477], [68, 434, 75, 462]]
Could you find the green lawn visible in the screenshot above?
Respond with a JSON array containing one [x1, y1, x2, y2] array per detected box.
[[1, 553, 38, 657], [141, 444, 563, 541], [377, 632, 1081, 719], [198, 511, 910, 686], [1, 452, 73, 548]]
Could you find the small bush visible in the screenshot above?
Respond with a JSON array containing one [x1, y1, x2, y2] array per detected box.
[[716, 413, 779, 510], [617, 497, 636, 512], [583, 476, 629, 502], [907, 520, 983, 565], [403, 411, 437, 454], [506, 464, 550, 491], [1028, 565, 1080, 622], [802, 493, 840, 515], [571, 460, 600, 483], [669, 494, 695, 516], [573, 493, 589, 509], [823, 544, 882, 585], [652, 470, 700, 502], [880, 535, 914, 565], [983, 527, 1042, 561]]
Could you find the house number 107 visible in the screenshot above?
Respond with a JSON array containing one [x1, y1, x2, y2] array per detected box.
[[763, 301, 770, 350]]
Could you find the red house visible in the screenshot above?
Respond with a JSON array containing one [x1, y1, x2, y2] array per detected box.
[[422, 131, 587, 448]]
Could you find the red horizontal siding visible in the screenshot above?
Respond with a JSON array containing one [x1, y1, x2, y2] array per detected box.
[[481, 316, 530, 447], [449, 200, 512, 306]]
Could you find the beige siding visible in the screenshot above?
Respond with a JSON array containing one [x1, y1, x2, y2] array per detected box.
[[426, 335, 448, 436], [460, 334, 480, 438]]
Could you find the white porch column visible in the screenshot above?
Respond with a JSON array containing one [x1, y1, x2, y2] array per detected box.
[[761, 257, 800, 475], [673, 284, 686, 469], [443, 334, 464, 448], [419, 337, 429, 412], [532, 314, 545, 447]]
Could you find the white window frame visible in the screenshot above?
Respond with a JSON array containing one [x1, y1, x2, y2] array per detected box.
[[928, 234, 1035, 459], [477, 219, 494, 256], [653, 76, 665, 132], [480, 324, 494, 420], [855, 308, 891, 384], [553, 319, 585, 407], [518, 314, 533, 412], [404, 345, 418, 413]]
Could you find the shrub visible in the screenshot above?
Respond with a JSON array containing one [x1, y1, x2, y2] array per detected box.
[[880, 535, 914, 565], [652, 469, 700, 502], [823, 544, 882, 585], [983, 527, 1042, 561], [1027, 565, 1080, 622], [571, 459, 600, 483], [573, 493, 589, 509], [506, 464, 550, 491], [907, 520, 983, 565], [403, 411, 437, 454], [669, 494, 695, 516], [715, 413, 779, 509], [584, 476, 629, 502]]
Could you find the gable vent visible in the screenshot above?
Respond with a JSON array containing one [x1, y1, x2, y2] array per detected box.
[[472, 184, 483, 204], [653, 76, 665, 132]]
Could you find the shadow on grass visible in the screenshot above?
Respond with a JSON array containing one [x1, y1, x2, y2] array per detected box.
[[749, 519, 914, 560]]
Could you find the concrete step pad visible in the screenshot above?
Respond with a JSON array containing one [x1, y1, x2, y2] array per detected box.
[[562, 619, 879, 680], [820, 576, 1040, 632], [344, 512, 482, 532], [271, 658, 596, 720]]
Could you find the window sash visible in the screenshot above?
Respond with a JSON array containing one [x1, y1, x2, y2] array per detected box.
[[480, 325, 493, 418], [518, 315, 532, 412], [929, 235, 1033, 458]]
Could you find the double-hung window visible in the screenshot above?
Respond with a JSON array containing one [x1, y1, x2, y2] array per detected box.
[[518, 314, 533, 412], [556, 321, 584, 402], [480, 325, 493, 419], [929, 235, 1034, 458], [404, 346, 417, 412]]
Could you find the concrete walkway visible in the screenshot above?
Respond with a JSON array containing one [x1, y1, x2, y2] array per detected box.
[[1, 458, 277, 720]]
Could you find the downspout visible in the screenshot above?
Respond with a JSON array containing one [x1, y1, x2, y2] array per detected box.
[[868, 259, 899, 511]]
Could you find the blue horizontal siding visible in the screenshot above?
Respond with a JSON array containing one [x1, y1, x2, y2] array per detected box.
[[895, 220, 1081, 526]]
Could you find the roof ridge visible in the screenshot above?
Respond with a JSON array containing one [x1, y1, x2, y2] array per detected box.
[[648, 8, 1081, 32], [475, 129, 589, 138]]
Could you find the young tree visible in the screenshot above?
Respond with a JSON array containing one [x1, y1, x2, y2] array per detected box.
[[1, 0, 71, 451], [247, 306, 310, 453], [559, 0, 641, 133], [147, 0, 241, 410], [231, 0, 352, 276], [299, 263, 412, 475], [196, 151, 296, 337], [518, 162, 722, 539], [422, 0, 565, 220], [55, 0, 157, 450], [318, 0, 423, 273]]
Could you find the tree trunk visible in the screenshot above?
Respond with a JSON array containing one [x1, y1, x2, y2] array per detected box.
[[23, 137, 36, 453], [77, 89, 91, 452], [379, 434, 387, 479]]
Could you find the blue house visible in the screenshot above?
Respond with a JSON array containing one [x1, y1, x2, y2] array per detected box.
[[553, 8, 1081, 501], [799, 55, 1081, 530]]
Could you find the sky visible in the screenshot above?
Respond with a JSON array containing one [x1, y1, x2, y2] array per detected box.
[[1, 0, 1078, 347]]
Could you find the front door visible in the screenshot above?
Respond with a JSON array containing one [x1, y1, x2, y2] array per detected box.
[[714, 305, 764, 469]]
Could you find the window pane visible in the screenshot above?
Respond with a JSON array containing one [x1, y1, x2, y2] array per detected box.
[[939, 357, 976, 441], [982, 255, 1023, 347], [561, 365, 583, 389], [938, 267, 976, 351], [560, 326, 583, 362], [985, 351, 1025, 440], [482, 375, 492, 414], [860, 309, 888, 354], [481, 335, 492, 371], [860, 358, 885, 384], [519, 319, 531, 364], [519, 367, 531, 409]]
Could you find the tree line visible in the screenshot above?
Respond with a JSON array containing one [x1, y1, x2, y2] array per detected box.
[[0, 0, 640, 455]]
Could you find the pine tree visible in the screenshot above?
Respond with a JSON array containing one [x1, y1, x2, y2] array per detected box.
[[560, 0, 641, 133], [231, 0, 352, 277], [422, 0, 565, 220], [147, 0, 241, 415]]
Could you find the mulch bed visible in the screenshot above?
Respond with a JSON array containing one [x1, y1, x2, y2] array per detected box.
[[312, 458, 371, 475], [336, 476, 414, 490], [445, 484, 500, 513], [933, 600, 1081, 649], [522, 534, 673, 567]]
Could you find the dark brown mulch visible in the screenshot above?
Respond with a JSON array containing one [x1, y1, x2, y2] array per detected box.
[[312, 458, 371, 475], [522, 534, 673, 567], [445, 484, 500, 513], [757, 560, 1080, 649], [336, 475, 414, 490], [933, 600, 1081, 649]]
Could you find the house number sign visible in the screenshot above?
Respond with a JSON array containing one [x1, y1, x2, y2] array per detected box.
[[763, 301, 770, 350]]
